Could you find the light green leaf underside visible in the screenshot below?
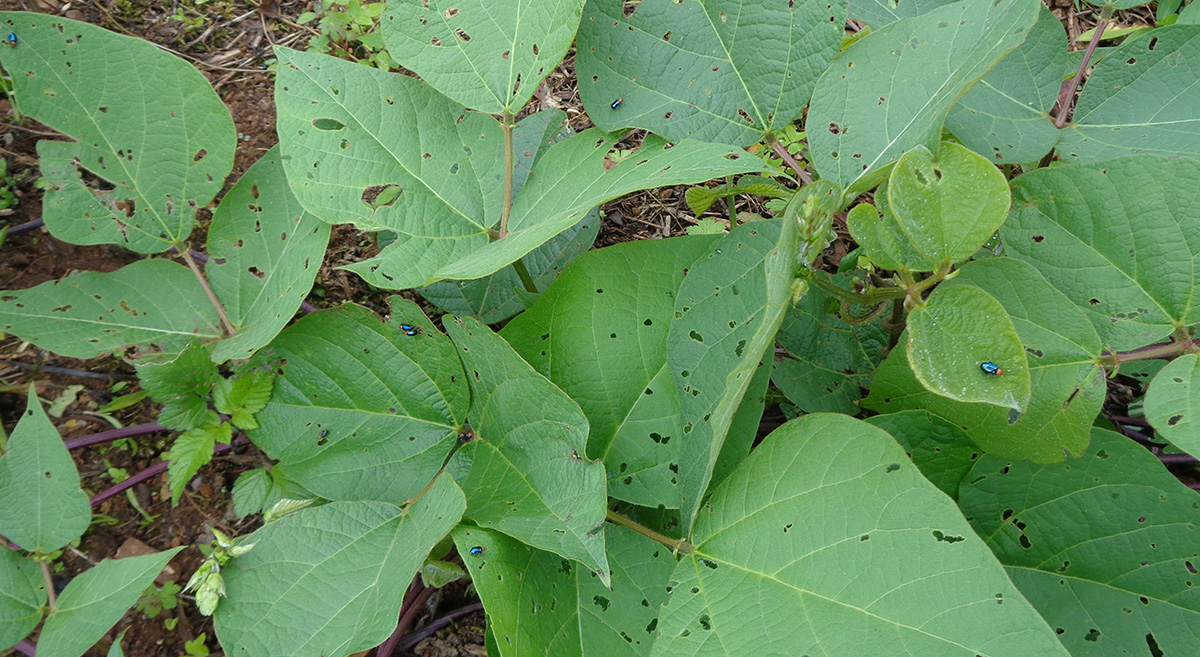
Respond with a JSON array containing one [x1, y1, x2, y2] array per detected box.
[[247, 298, 467, 504], [669, 217, 796, 535], [0, 547, 47, 651], [445, 316, 610, 582], [0, 259, 222, 359], [38, 548, 184, 657], [1145, 353, 1200, 458], [959, 428, 1200, 657], [946, 4, 1065, 164], [214, 479, 465, 657], [808, 0, 1040, 192], [0, 11, 234, 253], [1058, 26, 1200, 162], [456, 524, 673, 657], [866, 258, 1104, 462], [382, 0, 584, 113], [576, 0, 846, 146], [501, 235, 719, 507], [0, 393, 91, 553], [650, 414, 1070, 657], [907, 284, 1031, 411], [207, 146, 331, 363], [1004, 155, 1200, 350]]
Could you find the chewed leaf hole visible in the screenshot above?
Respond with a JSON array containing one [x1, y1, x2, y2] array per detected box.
[[312, 118, 345, 131], [688, 330, 703, 343], [361, 184, 403, 210]]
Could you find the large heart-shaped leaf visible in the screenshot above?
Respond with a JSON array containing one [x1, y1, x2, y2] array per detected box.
[[808, 0, 1040, 192], [1004, 155, 1200, 350], [454, 524, 674, 657], [0, 259, 222, 359], [382, 0, 584, 113], [0, 12, 234, 252], [1058, 26, 1200, 162], [445, 316, 610, 582], [246, 298, 467, 504], [650, 414, 1070, 657], [207, 146, 331, 363], [0, 392, 91, 553], [866, 258, 1104, 462], [214, 477, 465, 657], [38, 548, 184, 657], [575, 0, 845, 146], [959, 428, 1200, 656]]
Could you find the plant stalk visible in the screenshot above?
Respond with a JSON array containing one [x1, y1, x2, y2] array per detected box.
[[40, 559, 57, 612], [605, 509, 689, 554], [767, 136, 813, 185], [64, 422, 167, 451], [512, 257, 539, 294], [1108, 338, 1200, 364], [725, 175, 738, 229], [179, 249, 236, 337], [89, 436, 248, 506], [1055, 16, 1110, 129], [498, 110, 516, 239]]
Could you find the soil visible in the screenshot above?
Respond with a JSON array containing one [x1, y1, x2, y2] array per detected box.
[[0, 1, 1190, 657]]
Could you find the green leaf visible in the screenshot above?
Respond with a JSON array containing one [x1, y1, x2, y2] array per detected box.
[[0, 391, 91, 552], [907, 284, 1031, 411], [1145, 353, 1200, 457], [419, 559, 466, 588], [207, 146, 331, 363], [866, 410, 980, 499], [214, 477, 465, 657], [456, 524, 673, 657], [1181, 0, 1200, 23], [710, 356, 771, 491], [772, 273, 888, 414], [382, 0, 583, 113], [1004, 155, 1200, 350], [38, 548, 185, 657], [959, 428, 1200, 656], [669, 215, 796, 534], [1057, 26, 1200, 161], [650, 414, 1070, 657], [866, 258, 1104, 462], [845, 200, 935, 271], [0, 548, 46, 651], [167, 419, 231, 506], [501, 235, 718, 507], [0, 12, 234, 252], [946, 5, 1066, 164], [213, 371, 275, 431], [808, 0, 1041, 191], [246, 298, 467, 504], [135, 342, 219, 431], [444, 316, 610, 582], [0, 259, 223, 359], [106, 631, 126, 657], [230, 468, 272, 518], [575, 0, 845, 146], [418, 210, 599, 324], [847, 0, 960, 28]]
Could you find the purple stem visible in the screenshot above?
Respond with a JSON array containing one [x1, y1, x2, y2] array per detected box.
[[1108, 415, 1150, 428], [393, 602, 485, 654], [89, 436, 248, 506], [1, 359, 135, 381], [13, 639, 36, 656], [300, 301, 320, 314], [64, 423, 167, 451], [1159, 453, 1199, 465], [5, 218, 44, 236]]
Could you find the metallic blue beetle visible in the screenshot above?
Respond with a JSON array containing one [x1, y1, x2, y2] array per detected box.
[[6, 33, 16, 47], [400, 323, 420, 336], [469, 546, 485, 556], [979, 361, 1004, 376]]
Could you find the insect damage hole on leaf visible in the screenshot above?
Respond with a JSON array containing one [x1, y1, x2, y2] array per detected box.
[[361, 184, 403, 210], [311, 118, 345, 131]]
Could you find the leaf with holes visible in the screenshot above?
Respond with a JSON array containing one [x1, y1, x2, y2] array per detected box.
[[207, 146, 331, 363], [669, 216, 797, 535], [867, 258, 1105, 462], [500, 235, 717, 507], [245, 298, 467, 504], [0, 548, 45, 652], [907, 284, 1030, 412], [214, 477, 465, 657], [945, 4, 1065, 164], [0, 12, 234, 252], [0, 259, 222, 359], [1004, 155, 1200, 350], [959, 428, 1200, 657], [808, 0, 1040, 192], [454, 524, 674, 657], [382, 0, 584, 114], [1056, 26, 1200, 162], [650, 414, 1070, 657], [0, 392, 91, 553], [575, 0, 845, 146], [867, 410, 980, 500], [444, 316, 610, 583], [1145, 354, 1200, 458], [37, 548, 184, 657]]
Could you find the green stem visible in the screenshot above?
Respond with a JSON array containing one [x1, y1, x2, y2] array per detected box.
[[807, 270, 905, 306], [766, 134, 813, 185], [606, 509, 691, 554], [40, 559, 56, 613], [512, 257, 539, 295], [180, 249, 235, 337], [724, 175, 738, 229], [498, 111, 515, 239]]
